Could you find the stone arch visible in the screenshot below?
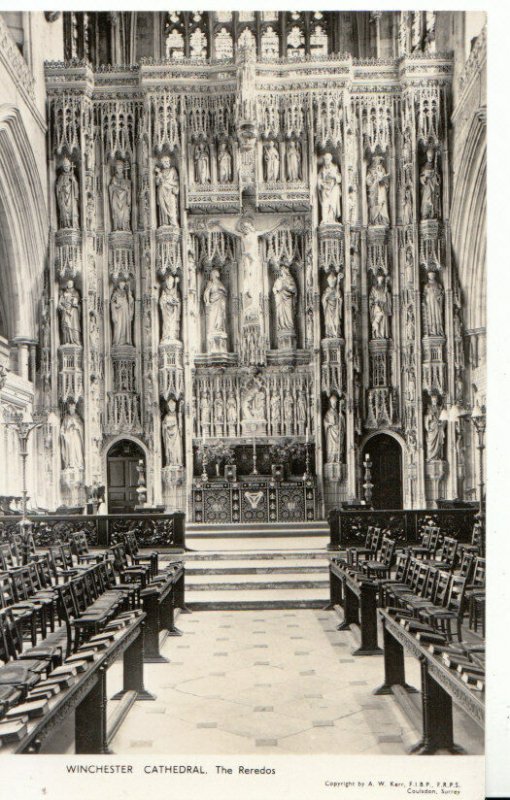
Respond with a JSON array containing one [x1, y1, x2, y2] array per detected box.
[[0, 104, 47, 341], [451, 109, 486, 332], [360, 429, 409, 508]]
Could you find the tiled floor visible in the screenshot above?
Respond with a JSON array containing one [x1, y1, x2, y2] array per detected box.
[[109, 609, 484, 755]]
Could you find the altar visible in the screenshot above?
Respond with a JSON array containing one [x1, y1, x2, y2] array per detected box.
[[191, 478, 316, 524]]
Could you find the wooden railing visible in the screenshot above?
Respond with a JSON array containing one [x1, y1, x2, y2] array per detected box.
[[0, 512, 186, 549], [327, 508, 478, 550]]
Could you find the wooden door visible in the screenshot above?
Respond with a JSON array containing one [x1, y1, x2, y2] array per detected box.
[[107, 440, 144, 513], [364, 435, 403, 510]]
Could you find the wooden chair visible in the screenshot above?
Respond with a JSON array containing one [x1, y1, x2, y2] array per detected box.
[[410, 525, 441, 559], [378, 551, 411, 607], [424, 536, 458, 572], [419, 573, 467, 641], [360, 536, 395, 580], [121, 530, 159, 578], [69, 532, 104, 565]]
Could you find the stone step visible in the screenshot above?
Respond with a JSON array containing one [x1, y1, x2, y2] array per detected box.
[[188, 575, 329, 591], [185, 563, 327, 575], [184, 536, 329, 552], [187, 586, 328, 610], [180, 551, 332, 563], [187, 521, 329, 534]]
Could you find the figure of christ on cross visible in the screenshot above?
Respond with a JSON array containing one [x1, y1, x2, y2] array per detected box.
[[206, 213, 291, 363]]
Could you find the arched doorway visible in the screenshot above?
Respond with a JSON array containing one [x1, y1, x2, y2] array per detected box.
[[106, 439, 145, 513], [362, 434, 403, 509]]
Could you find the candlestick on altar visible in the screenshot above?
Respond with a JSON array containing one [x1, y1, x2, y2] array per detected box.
[[201, 429, 208, 482], [251, 436, 258, 475]]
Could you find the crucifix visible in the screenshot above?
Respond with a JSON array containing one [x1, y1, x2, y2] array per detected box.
[[206, 211, 299, 365]]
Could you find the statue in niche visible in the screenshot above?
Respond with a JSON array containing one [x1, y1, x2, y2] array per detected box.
[[322, 272, 343, 339], [264, 141, 280, 182], [405, 303, 416, 342], [109, 159, 131, 231], [296, 390, 307, 436], [422, 270, 444, 336], [270, 391, 281, 435], [111, 279, 134, 346], [194, 142, 210, 184], [58, 280, 82, 345], [242, 381, 266, 423], [203, 268, 228, 347], [217, 141, 232, 183], [273, 261, 297, 335], [402, 185, 413, 225], [420, 148, 441, 220], [405, 368, 417, 403], [214, 393, 224, 435], [286, 140, 301, 182], [159, 275, 181, 342], [201, 391, 211, 432], [317, 153, 341, 224], [424, 394, 445, 461], [226, 394, 237, 434], [366, 155, 390, 226], [324, 394, 343, 463], [369, 274, 392, 339], [162, 398, 183, 467], [283, 391, 294, 435], [347, 167, 358, 224], [89, 309, 100, 351], [155, 156, 179, 227], [60, 401, 84, 470], [405, 247, 414, 285], [55, 156, 79, 229]]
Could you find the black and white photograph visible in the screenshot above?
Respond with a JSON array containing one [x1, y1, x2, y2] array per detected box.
[[0, 4, 501, 799]]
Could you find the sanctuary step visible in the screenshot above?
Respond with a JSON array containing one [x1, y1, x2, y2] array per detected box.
[[166, 531, 331, 610]]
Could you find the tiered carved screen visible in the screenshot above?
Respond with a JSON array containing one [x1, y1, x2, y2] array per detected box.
[[43, 15, 460, 516]]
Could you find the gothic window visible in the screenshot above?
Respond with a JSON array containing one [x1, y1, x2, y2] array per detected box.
[[261, 11, 278, 22], [215, 27, 233, 60], [214, 12, 233, 24], [261, 27, 279, 58], [238, 12, 255, 23]]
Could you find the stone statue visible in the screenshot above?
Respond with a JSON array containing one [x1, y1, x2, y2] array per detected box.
[[226, 394, 237, 433], [424, 394, 445, 461], [402, 185, 413, 225], [214, 393, 224, 434], [194, 142, 210, 184], [286, 140, 300, 182], [322, 272, 342, 338], [203, 268, 228, 346], [201, 391, 211, 431], [109, 159, 131, 231], [317, 153, 341, 224], [420, 148, 441, 220], [324, 394, 341, 463], [159, 275, 181, 342], [283, 391, 294, 435], [347, 166, 358, 224], [366, 155, 390, 225], [58, 280, 82, 345], [422, 270, 444, 336], [60, 401, 84, 470], [369, 274, 392, 339], [155, 157, 179, 227], [111, 280, 134, 346], [162, 398, 183, 466], [55, 156, 79, 229], [270, 391, 281, 433], [273, 262, 297, 334], [264, 141, 280, 182], [218, 141, 232, 183], [296, 391, 307, 435]]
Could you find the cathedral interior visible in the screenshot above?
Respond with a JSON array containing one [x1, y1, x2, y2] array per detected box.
[[0, 10, 488, 763]]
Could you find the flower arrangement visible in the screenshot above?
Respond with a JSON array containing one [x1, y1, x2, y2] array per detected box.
[[197, 440, 235, 468], [268, 438, 307, 466]]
